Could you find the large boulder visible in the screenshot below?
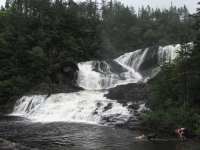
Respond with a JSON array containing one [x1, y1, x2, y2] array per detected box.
[[104, 83, 152, 104], [104, 83, 153, 128]]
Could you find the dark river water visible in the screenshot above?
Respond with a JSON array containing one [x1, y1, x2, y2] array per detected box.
[[0, 115, 197, 150]]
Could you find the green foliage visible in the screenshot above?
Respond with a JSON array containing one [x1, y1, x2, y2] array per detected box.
[[143, 29, 156, 47], [27, 46, 50, 83], [58, 51, 74, 66]]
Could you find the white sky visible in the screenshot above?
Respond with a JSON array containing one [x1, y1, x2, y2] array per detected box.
[[0, 0, 198, 14]]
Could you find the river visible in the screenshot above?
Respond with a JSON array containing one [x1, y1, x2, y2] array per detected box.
[[0, 115, 197, 150]]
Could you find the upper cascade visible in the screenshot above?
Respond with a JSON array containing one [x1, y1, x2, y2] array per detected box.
[[76, 43, 193, 90], [116, 43, 193, 79], [116, 44, 179, 79]]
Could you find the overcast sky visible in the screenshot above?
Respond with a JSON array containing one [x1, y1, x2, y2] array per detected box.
[[0, 0, 198, 14]]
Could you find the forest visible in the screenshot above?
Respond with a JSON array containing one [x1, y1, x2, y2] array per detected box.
[[0, 0, 199, 137]]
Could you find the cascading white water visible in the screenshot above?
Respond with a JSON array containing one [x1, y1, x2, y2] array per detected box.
[[116, 45, 179, 70], [157, 45, 180, 63], [12, 91, 131, 124], [115, 44, 183, 80], [11, 43, 192, 124], [116, 48, 150, 72], [76, 61, 142, 90]]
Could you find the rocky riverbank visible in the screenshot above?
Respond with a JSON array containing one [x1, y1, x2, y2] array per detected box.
[[104, 82, 153, 130]]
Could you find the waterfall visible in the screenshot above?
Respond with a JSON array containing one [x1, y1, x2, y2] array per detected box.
[[12, 91, 131, 124], [11, 43, 192, 124], [116, 44, 183, 80], [76, 61, 142, 90]]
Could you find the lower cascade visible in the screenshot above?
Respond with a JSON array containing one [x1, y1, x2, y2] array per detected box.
[[12, 91, 134, 124], [11, 43, 192, 124]]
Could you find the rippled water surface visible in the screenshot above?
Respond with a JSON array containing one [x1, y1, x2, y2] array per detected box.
[[0, 115, 197, 150]]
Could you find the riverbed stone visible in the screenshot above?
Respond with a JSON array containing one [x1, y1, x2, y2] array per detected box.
[[0, 138, 18, 149]]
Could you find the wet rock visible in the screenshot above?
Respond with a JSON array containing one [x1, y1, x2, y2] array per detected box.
[[29, 83, 84, 95], [103, 103, 113, 111], [115, 123, 127, 128], [0, 138, 39, 150], [0, 138, 18, 149], [104, 83, 152, 127]]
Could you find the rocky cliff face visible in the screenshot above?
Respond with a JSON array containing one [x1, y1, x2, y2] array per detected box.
[[50, 63, 79, 85], [104, 82, 153, 129]]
